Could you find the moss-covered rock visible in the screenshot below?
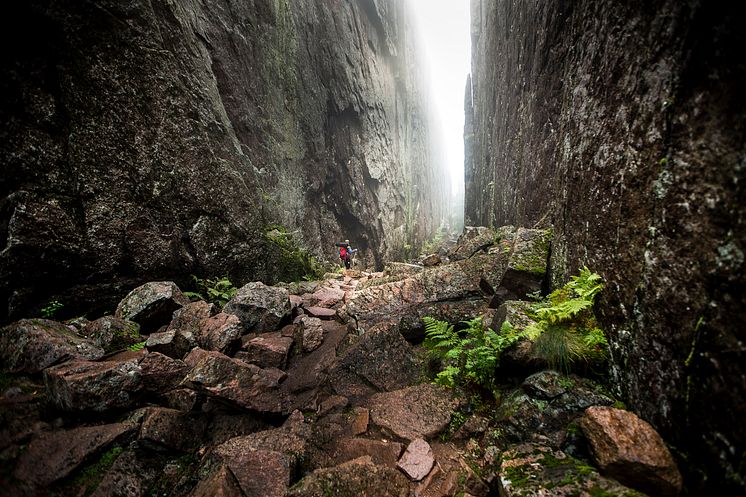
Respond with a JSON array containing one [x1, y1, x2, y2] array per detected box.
[[498, 443, 647, 497], [493, 375, 614, 447], [0, 319, 104, 373], [84, 316, 141, 354]]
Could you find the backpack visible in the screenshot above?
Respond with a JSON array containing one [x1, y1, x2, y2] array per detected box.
[[339, 246, 347, 259]]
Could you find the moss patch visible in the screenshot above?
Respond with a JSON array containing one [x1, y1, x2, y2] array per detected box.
[[70, 446, 124, 497]]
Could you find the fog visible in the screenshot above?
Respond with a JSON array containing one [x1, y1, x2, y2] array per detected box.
[[407, 0, 471, 202]]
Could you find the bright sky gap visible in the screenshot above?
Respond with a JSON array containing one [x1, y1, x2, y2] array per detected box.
[[407, 0, 471, 199]]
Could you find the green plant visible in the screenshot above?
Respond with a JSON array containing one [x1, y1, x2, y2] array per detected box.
[[127, 341, 146, 352], [420, 227, 448, 256], [71, 446, 123, 496], [526, 267, 608, 371], [264, 225, 325, 282], [424, 316, 521, 393], [184, 275, 238, 308], [41, 299, 63, 319]]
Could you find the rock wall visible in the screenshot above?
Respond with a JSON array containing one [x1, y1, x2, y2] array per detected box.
[[0, 0, 449, 321], [466, 0, 745, 492]]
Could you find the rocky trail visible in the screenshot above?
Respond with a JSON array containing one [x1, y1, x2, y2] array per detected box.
[[1, 227, 682, 497]]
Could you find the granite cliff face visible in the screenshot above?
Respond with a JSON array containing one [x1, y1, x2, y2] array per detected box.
[[466, 0, 745, 492], [0, 0, 448, 322]]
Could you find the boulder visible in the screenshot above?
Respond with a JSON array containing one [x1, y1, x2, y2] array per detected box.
[[309, 286, 345, 307], [223, 282, 290, 333], [453, 416, 490, 441], [398, 298, 489, 344], [115, 281, 190, 332], [139, 351, 189, 393], [350, 407, 369, 436], [497, 443, 645, 497], [65, 316, 91, 332], [206, 414, 271, 445], [188, 464, 244, 497], [304, 306, 337, 319], [12, 423, 133, 487], [212, 418, 311, 497], [145, 329, 192, 359], [317, 394, 350, 416], [457, 251, 512, 297], [91, 449, 162, 497], [494, 228, 551, 302], [421, 253, 442, 267], [522, 370, 568, 400], [289, 294, 303, 309], [397, 438, 435, 481], [347, 251, 509, 326], [580, 406, 683, 496], [181, 350, 286, 413], [416, 442, 489, 497], [449, 226, 500, 261], [83, 316, 142, 353], [299, 316, 325, 352], [139, 407, 208, 451], [286, 459, 411, 497], [279, 321, 349, 413], [239, 332, 293, 369], [44, 358, 142, 411], [334, 437, 403, 467], [331, 322, 422, 402], [168, 300, 216, 347], [368, 383, 457, 441], [494, 376, 614, 447], [384, 262, 424, 275], [0, 319, 104, 373], [184, 347, 212, 367], [165, 388, 200, 412], [198, 312, 242, 353]]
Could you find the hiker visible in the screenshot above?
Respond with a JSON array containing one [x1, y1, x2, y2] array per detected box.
[[335, 239, 357, 269]]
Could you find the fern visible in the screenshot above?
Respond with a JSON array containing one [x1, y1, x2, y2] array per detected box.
[[188, 275, 238, 308], [423, 316, 516, 394], [527, 267, 609, 372], [127, 341, 146, 352], [423, 316, 458, 358]]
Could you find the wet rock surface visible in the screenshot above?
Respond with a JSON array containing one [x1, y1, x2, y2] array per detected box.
[[0, 0, 449, 323], [331, 322, 422, 402], [0, 235, 696, 496], [139, 407, 208, 452], [466, 0, 745, 491]]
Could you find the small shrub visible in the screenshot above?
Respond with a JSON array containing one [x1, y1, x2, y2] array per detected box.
[[184, 275, 237, 308], [41, 300, 63, 319]]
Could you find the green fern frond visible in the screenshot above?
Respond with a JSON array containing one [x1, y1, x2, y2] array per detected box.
[[127, 341, 146, 352]]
